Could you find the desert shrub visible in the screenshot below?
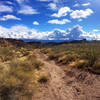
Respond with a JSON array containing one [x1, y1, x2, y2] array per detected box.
[[0, 64, 18, 100], [90, 61, 100, 74], [0, 47, 14, 62], [57, 53, 79, 65], [27, 55, 37, 61], [27, 55, 44, 69], [43, 42, 100, 73], [22, 51, 30, 56], [40, 48, 48, 54], [33, 61, 44, 70], [0, 55, 44, 100], [0, 86, 16, 100], [40, 48, 52, 54], [75, 60, 89, 69], [80, 49, 99, 67], [38, 76, 48, 84], [48, 53, 58, 60]]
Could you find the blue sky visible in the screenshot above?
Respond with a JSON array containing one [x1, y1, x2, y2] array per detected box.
[[0, 0, 100, 40]]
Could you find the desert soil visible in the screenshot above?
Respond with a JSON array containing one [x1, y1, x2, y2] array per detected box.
[[32, 53, 100, 100]]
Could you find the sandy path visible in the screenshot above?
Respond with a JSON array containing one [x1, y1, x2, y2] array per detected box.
[[33, 53, 75, 100], [33, 53, 100, 100]]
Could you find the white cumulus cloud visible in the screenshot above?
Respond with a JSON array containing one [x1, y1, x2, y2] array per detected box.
[[37, 0, 59, 2], [0, 4, 13, 13], [51, 7, 71, 17], [48, 3, 57, 10], [48, 19, 71, 24], [33, 21, 39, 25], [16, 0, 25, 4], [0, 25, 100, 41], [37, 0, 51, 2], [0, 15, 21, 21], [82, 2, 91, 6], [73, 3, 80, 7], [18, 5, 38, 15], [66, 25, 100, 40], [0, 25, 38, 39], [70, 9, 93, 19], [73, 2, 91, 7], [93, 29, 99, 33]]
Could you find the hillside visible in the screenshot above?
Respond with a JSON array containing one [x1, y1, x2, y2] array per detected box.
[[0, 38, 99, 100]]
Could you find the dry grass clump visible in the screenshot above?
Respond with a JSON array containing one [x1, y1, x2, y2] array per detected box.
[[40, 48, 52, 54], [27, 55, 44, 70], [0, 52, 45, 100], [0, 47, 14, 62], [0, 60, 37, 100], [69, 60, 89, 69], [42, 43, 100, 74], [48, 51, 79, 65], [90, 61, 100, 74], [48, 53, 59, 60], [57, 53, 79, 65]]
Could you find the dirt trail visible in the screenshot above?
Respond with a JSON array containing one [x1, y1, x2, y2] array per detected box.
[[33, 53, 76, 100], [33, 53, 100, 100]]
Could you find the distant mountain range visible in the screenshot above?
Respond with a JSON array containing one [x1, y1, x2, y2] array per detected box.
[[0, 37, 99, 46]]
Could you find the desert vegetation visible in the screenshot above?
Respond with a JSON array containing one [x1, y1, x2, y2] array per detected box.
[[40, 42, 100, 74], [0, 38, 100, 100], [0, 40, 47, 100]]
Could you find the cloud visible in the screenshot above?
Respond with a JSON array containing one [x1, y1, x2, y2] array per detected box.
[[37, 0, 51, 2], [0, 15, 21, 21], [16, 0, 39, 15], [48, 3, 57, 11], [0, 25, 38, 39], [43, 25, 100, 41], [18, 5, 38, 15], [0, 25, 49, 40], [82, 2, 91, 6], [44, 29, 67, 40], [0, 4, 13, 13], [48, 19, 71, 24], [0, 0, 39, 15], [33, 21, 39, 25], [51, 7, 71, 17], [16, 0, 23, 4], [66, 25, 100, 40], [37, 0, 59, 2], [38, 0, 66, 4], [0, 25, 100, 40], [73, 2, 91, 7], [93, 29, 99, 33], [70, 9, 93, 19], [66, 25, 86, 40], [78, 19, 82, 22], [6, 1, 13, 5], [39, 0, 68, 11], [73, 3, 80, 7], [16, 0, 27, 4]]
